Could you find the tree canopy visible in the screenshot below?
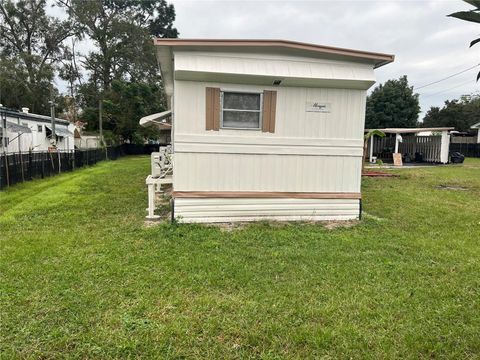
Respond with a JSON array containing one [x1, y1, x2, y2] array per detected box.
[[422, 95, 480, 132], [0, 0, 178, 143], [0, 0, 76, 114], [365, 76, 421, 129]]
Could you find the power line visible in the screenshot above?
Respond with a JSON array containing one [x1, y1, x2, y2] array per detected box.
[[414, 63, 480, 90], [421, 79, 477, 99]]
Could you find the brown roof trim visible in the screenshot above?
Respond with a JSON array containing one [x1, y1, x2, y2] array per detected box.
[[154, 38, 395, 68]]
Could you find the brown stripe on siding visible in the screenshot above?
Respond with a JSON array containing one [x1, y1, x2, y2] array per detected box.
[[173, 191, 361, 199]]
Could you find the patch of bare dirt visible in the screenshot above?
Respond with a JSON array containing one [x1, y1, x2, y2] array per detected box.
[[211, 219, 360, 231], [362, 171, 398, 177], [323, 220, 359, 230], [437, 184, 468, 191]]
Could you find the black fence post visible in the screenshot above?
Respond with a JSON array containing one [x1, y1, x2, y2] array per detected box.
[[28, 151, 33, 180]]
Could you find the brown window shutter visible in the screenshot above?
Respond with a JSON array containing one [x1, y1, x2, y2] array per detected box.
[[262, 90, 277, 133], [205, 87, 220, 131]]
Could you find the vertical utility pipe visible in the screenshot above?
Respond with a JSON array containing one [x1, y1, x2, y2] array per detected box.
[[17, 116, 25, 181], [1, 109, 6, 187], [50, 101, 60, 174]]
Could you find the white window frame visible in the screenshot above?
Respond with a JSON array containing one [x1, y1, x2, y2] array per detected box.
[[220, 90, 263, 130]]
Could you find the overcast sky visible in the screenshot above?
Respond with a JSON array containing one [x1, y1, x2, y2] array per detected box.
[[169, 0, 480, 118]]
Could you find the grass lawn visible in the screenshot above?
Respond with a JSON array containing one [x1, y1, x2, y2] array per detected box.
[[1, 156, 480, 359]]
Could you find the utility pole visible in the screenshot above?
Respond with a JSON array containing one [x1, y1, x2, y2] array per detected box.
[[48, 99, 61, 174], [1, 108, 5, 155], [99, 93, 108, 160], [1, 108, 9, 187], [49, 100, 56, 147], [99, 96, 103, 145]]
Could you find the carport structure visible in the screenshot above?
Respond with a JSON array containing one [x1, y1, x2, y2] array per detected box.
[[367, 127, 454, 164]]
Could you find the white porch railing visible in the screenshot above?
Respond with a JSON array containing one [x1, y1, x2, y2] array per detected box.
[[146, 146, 173, 220]]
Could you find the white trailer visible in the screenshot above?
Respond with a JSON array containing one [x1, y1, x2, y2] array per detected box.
[[152, 39, 394, 223]]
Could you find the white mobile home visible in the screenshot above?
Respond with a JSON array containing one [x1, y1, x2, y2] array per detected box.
[[0, 107, 74, 153], [154, 39, 394, 223]]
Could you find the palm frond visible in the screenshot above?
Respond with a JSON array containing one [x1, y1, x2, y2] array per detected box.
[[448, 10, 480, 23]]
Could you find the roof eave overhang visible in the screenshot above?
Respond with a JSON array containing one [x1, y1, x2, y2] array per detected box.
[[154, 38, 395, 69], [155, 46, 174, 108]]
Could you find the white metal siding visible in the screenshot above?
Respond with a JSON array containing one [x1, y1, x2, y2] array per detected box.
[[174, 81, 366, 139], [171, 52, 369, 222], [174, 51, 375, 88], [175, 198, 360, 223], [174, 152, 361, 193]]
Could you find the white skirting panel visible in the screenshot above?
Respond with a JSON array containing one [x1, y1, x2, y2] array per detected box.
[[174, 198, 360, 223]]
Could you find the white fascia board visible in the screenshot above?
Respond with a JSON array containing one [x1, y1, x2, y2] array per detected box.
[[156, 46, 174, 99]]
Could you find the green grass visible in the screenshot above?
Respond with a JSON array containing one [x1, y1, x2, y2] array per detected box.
[[1, 156, 480, 359]]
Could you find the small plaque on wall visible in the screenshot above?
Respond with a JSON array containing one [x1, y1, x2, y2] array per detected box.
[[305, 102, 331, 113]]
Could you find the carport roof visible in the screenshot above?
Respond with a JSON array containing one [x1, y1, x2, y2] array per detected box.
[[365, 127, 454, 134]]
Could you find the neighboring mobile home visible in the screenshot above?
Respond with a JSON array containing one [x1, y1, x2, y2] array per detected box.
[[153, 39, 394, 223], [0, 107, 74, 153]]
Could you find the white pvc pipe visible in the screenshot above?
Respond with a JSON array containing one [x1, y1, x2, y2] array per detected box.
[[395, 134, 400, 153], [369, 135, 374, 163]]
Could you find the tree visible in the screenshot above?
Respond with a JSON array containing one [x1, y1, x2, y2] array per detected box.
[[422, 94, 480, 132], [449, 0, 480, 81], [100, 80, 164, 142], [58, 0, 178, 90], [58, 0, 178, 138], [366, 76, 421, 129], [0, 0, 76, 114]]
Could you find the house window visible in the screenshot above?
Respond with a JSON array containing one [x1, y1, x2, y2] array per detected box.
[[37, 125, 42, 132], [221, 91, 262, 129]]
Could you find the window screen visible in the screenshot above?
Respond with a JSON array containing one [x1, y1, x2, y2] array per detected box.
[[221, 92, 262, 129]]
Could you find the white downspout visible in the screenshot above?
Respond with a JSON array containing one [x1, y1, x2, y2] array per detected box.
[[369, 135, 374, 163], [395, 133, 400, 153]]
